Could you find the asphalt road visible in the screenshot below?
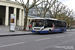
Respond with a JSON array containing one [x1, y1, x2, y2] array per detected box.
[[0, 30, 75, 50]]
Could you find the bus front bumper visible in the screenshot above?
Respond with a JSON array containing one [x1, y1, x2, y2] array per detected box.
[[32, 30, 49, 33]]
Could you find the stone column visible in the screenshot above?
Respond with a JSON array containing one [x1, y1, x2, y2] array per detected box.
[[5, 6, 9, 26], [18, 9, 22, 26], [22, 10, 24, 26], [14, 7, 17, 26]]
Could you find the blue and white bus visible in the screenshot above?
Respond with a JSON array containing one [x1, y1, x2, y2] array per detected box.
[[31, 18, 66, 34]]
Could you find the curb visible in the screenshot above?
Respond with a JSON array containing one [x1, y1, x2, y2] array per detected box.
[[0, 33, 32, 37]]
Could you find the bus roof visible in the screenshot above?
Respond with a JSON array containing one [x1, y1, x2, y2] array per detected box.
[[33, 17, 66, 22], [33, 17, 58, 20]]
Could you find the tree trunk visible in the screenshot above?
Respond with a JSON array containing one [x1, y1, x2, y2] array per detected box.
[[43, 12, 46, 18], [23, 11, 28, 31]]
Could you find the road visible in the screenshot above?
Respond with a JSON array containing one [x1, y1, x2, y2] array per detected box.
[[0, 30, 75, 50]]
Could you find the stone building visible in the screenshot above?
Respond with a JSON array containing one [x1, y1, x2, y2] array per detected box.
[[0, 0, 24, 26]]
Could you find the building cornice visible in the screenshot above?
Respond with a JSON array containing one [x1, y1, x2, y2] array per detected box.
[[0, 0, 22, 6], [0, 0, 23, 9]]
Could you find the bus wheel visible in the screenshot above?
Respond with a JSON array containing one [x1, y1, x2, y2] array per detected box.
[[49, 29, 51, 34]]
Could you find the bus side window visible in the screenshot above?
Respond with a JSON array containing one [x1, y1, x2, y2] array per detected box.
[[55, 21, 58, 27], [47, 20, 53, 27]]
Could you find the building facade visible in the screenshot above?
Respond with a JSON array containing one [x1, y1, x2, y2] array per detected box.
[[0, 0, 24, 26], [28, 7, 51, 17]]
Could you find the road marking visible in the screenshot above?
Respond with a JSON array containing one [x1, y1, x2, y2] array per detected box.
[[55, 35, 64, 38], [35, 38, 50, 41], [0, 42, 25, 48]]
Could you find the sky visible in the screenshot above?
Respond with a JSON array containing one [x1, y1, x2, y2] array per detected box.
[[11, 0, 75, 11], [59, 0, 75, 11]]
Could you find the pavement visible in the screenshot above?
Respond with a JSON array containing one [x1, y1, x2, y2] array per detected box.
[[0, 26, 32, 37], [0, 26, 75, 37], [0, 31, 32, 37]]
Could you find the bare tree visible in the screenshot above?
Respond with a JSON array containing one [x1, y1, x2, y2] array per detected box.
[[58, 7, 74, 26], [51, 1, 67, 18], [15, 0, 45, 30], [48, 1, 75, 27], [36, 0, 57, 18], [58, 5, 67, 20]]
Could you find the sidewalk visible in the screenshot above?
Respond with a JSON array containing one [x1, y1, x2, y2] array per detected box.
[[0, 29, 74, 36], [0, 26, 75, 37], [0, 31, 32, 37], [0, 26, 32, 37], [66, 29, 75, 32]]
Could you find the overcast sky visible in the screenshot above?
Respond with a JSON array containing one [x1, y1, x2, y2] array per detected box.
[[59, 0, 75, 11], [12, 0, 75, 11]]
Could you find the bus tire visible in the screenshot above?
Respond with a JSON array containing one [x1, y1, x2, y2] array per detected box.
[[49, 29, 51, 34]]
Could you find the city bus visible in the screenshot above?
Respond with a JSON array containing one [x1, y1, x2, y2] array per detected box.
[[31, 18, 66, 34]]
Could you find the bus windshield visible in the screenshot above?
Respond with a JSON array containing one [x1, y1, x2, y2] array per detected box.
[[31, 19, 44, 27]]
